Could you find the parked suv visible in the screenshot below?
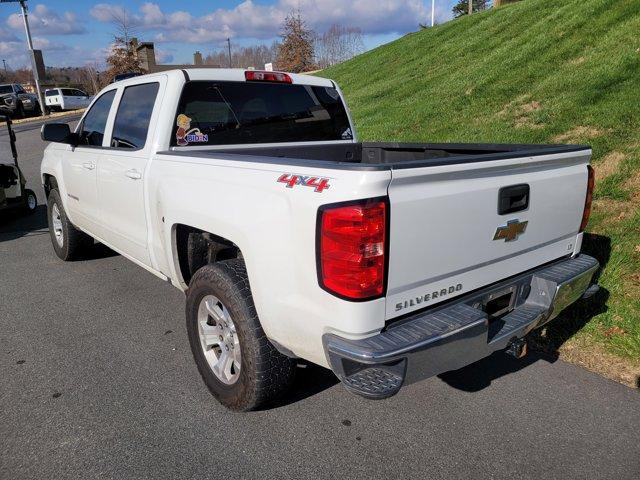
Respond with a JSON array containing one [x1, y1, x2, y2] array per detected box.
[[45, 88, 92, 112], [0, 83, 40, 118]]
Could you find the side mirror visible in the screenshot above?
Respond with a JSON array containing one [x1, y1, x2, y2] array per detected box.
[[41, 123, 78, 146]]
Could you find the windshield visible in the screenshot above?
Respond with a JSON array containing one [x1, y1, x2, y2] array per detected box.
[[171, 81, 353, 147], [0, 85, 13, 95]]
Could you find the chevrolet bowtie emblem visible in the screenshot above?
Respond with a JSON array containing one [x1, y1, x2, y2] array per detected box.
[[493, 220, 528, 242]]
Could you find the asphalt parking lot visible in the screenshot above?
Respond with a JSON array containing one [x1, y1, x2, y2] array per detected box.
[[1, 119, 639, 480]]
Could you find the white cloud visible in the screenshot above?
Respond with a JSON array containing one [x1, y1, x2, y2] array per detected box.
[[0, 26, 18, 42], [6, 4, 86, 35], [90, 0, 436, 44], [89, 3, 125, 23], [0, 32, 83, 69]]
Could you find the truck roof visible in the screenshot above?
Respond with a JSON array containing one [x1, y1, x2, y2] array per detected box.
[[111, 68, 335, 88]]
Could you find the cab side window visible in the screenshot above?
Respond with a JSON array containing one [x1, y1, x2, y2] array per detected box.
[[78, 89, 116, 147], [110, 83, 159, 150]]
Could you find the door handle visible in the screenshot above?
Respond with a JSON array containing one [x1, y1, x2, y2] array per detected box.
[[82, 162, 95, 170], [498, 184, 530, 215], [125, 169, 142, 180]]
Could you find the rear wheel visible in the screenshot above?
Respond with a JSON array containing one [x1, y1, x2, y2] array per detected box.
[[23, 189, 37, 214], [186, 260, 296, 411], [47, 189, 93, 261]]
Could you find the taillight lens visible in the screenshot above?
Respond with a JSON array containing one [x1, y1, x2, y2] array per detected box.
[[245, 70, 293, 83], [318, 199, 387, 300], [580, 165, 595, 232]]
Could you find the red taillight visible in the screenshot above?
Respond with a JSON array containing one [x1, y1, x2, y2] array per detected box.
[[580, 165, 595, 232], [318, 199, 387, 300], [245, 70, 293, 84]]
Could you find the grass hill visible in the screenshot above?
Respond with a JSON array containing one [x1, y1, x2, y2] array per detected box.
[[322, 0, 639, 384]]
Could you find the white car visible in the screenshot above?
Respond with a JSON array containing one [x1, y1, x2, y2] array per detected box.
[[44, 88, 92, 112], [40, 69, 599, 411]]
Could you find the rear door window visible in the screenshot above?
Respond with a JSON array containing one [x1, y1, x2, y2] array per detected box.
[[78, 89, 116, 147], [171, 81, 352, 146], [110, 82, 159, 150]]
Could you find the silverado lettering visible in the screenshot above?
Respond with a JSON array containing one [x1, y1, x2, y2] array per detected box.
[[395, 284, 464, 312]]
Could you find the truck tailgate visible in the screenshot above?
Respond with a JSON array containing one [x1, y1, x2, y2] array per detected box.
[[386, 149, 591, 320]]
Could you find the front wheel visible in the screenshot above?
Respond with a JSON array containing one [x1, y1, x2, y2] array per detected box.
[[186, 260, 296, 411], [47, 189, 93, 260]]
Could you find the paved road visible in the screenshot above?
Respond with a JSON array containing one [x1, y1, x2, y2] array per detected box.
[[0, 113, 82, 137], [1, 125, 639, 480]]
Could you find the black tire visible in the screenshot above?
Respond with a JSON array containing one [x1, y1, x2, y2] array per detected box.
[[33, 102, 41, 116], [14, 102, 25, 119], [23, 189, 37, 215], [47, 189, 93, 261], [186, 260, 296, 411]]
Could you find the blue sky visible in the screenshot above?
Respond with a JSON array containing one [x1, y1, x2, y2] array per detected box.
[[0, 1, 460, 69]]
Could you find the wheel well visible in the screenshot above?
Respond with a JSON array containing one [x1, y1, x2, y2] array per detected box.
[[43, 174, 58, 198], [175, 224, 241, 286]]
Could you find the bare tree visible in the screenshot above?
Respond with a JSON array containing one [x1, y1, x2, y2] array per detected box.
[[104, 7, 142, 81], [205, 42, 280, 70], [314, 24, 365, 68], [82, 63, 105, 94], [108, 7, 139, 48]]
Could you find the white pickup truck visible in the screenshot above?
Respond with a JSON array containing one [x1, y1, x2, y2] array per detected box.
[[40, 69, 599, 410]]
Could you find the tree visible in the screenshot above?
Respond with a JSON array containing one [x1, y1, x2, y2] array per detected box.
[[105, 37, 143, 81], [494, 0, 523, 6], [452, 0, 489, 17], [104, 7, 143, 81], [276, 11, 316, 73], [314, 24, 365, 69]]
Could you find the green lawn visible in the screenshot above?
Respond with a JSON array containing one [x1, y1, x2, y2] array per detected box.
[[321, 0, 640, 365]]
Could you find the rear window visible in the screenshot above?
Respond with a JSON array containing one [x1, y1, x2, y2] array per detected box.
[[45, 89, 59, 97], [171, 81, 353, 147]]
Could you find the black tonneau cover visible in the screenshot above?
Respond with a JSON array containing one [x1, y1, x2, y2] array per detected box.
[[159, 142, 591, 171]]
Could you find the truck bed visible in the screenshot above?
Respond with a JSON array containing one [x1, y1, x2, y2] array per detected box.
[[163, 142, 590, 169]]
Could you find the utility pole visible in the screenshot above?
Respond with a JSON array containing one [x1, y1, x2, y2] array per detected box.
[[468, 0, 473, 15], [431, 0, 435, 27], [2, 59, 6, 73], [226, 38, 232, 68], [5, 1, 46, 116]]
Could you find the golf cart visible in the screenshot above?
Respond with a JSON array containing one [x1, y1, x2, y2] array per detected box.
[[0, 115, 37, 216]]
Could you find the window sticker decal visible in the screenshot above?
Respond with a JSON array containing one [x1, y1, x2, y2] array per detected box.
[[176, 114, 208, 145]]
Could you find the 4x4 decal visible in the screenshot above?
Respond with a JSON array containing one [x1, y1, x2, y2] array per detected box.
[[277, 174, 331, 193]]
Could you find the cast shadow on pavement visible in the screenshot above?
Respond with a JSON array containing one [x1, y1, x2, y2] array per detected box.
[[0, 204, 118, 260], [0, 205, 48, 242], [440, 233, 611, 393]]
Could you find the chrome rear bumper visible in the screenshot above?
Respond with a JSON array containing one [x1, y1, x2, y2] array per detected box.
[[323, 255, 599, 399]]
